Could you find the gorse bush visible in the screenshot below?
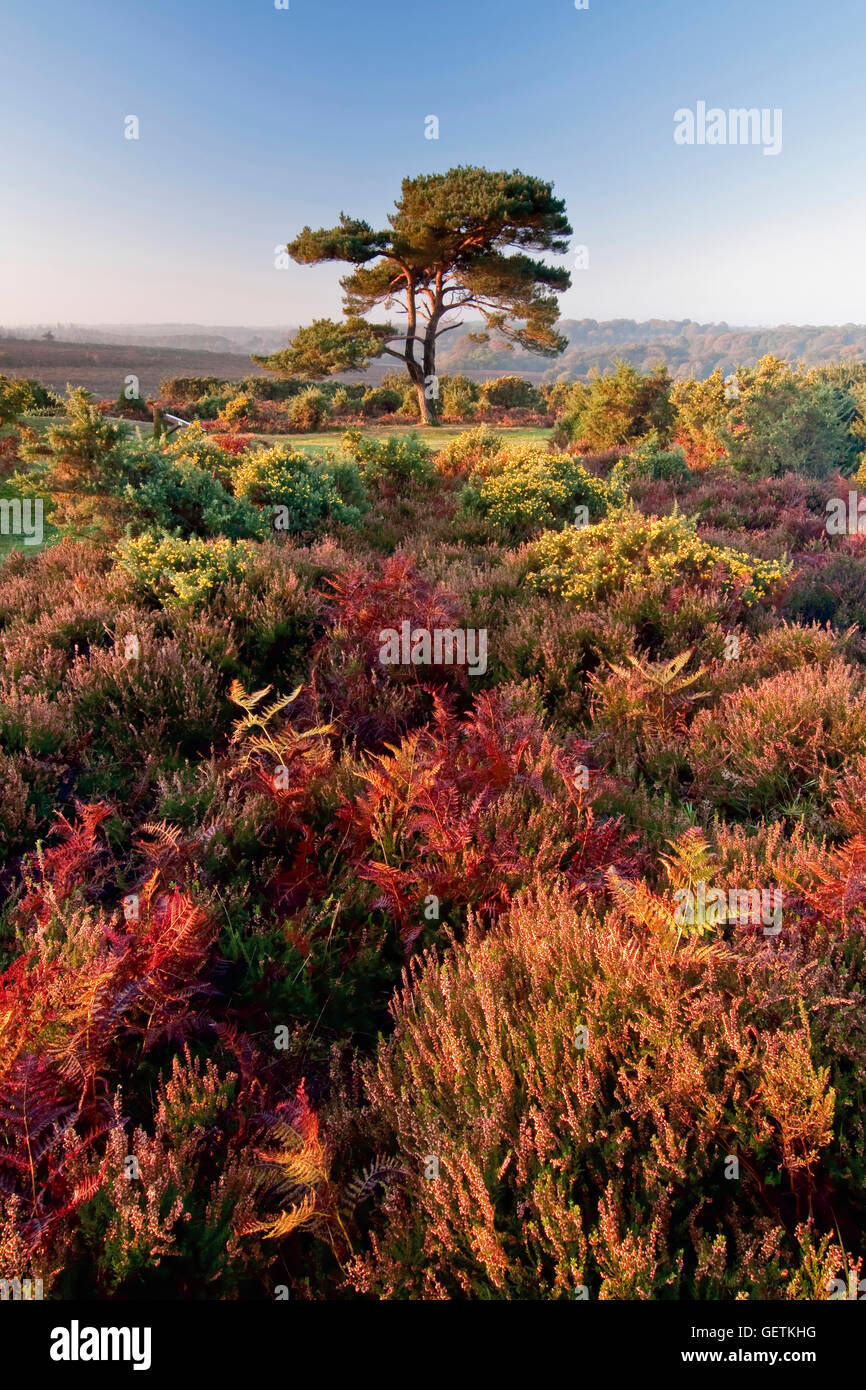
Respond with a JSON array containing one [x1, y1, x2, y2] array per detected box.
[[440, 375, 479, 422], [288, 387, 329, 432], [122, 447, 268, 540], [459, 442, 614, 536], [726, 357, 859, 479], [478, 374, 542, 410], [620, 430, 690, 483], [116, 533, 259, 606], [232, 444, 366, 529], [526, 508, 789, 608], [435, 424, 501, 477], [340, 429, 434, 487], [360, 386, 403, 418], [555, 361, 676, 450]]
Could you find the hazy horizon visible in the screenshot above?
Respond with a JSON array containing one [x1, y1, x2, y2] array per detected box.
[[7, 316, 866, 334]]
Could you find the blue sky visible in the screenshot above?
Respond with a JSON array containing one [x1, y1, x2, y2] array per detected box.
[[1, 0, 864, 326]]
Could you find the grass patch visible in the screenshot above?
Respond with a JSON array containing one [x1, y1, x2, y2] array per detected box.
[[0, 478, 56, 560], [252, 424, 552, 453]]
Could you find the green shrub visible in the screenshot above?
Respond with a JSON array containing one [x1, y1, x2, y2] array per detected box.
[[340, 429, 433, 487], [161, 421, 234, 483], [0, 376, 60, 427], [123, 448, 267, 540], [288, 387, 329, 433], [379, 373, 418, 416], [435, 424, 501, 477], [478, 375, 541, 410], [727, 357, 860, 479], [191, 392, 233, 420], [440, 375, 479, 421], [159, 375, 227, 403], [458, 442, 613, 536], [360, 386, 403, 419], [555, 361, 675, 449], [232, 443, 365, 529], [621, 431, 690, 483], [15, 388, 131, 534], [115, 533, 259, 606], [526, 508, 789, 607]]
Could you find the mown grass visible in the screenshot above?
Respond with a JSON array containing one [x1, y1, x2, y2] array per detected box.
[[250, 424, 552, 453], [95, 419, 553, 452]]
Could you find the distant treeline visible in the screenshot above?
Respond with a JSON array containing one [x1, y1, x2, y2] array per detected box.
[[435, 318, 866, 379]]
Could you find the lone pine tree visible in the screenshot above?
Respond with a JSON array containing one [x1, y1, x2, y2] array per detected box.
[[257, 166, 573, 424]]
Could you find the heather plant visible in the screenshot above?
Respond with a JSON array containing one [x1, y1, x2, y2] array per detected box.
[[64, 633, 226, 794], [345, 884, 855, 1299], [782, 545, 866, 633], [689, 658, 866, 818], [6, 348, 866, 1307]]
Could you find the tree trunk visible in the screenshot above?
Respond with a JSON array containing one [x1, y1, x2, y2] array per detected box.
[[415, 379, 434, 424], [422, 294, 442, 425], [406, 359, 434, 425]]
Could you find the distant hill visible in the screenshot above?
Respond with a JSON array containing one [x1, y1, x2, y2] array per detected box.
[[1, 324, 294, 354], [3, 320, 866, 398], [435, 319, 866, 379], [0, 337, 274, 399]]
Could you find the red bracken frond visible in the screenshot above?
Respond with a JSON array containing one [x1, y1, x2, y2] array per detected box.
[[17, 801, 114, 924]]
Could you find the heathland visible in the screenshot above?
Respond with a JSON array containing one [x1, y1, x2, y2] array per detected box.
[[1, 351, 866, 1299]]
